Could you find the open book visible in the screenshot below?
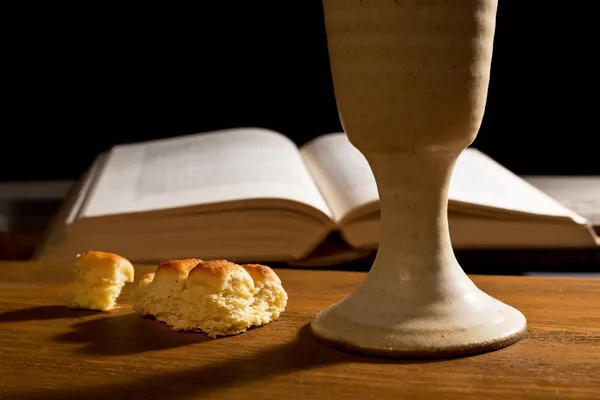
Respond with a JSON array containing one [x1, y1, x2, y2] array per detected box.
[[35, 128, 600, 265]]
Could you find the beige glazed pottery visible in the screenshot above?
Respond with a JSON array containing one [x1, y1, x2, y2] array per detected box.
[[311, 0, 527, 358]]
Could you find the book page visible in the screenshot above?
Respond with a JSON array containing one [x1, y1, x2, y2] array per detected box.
[[449, 149, 587, 223], [81, 128, 332, 219], [300, 133, 379, 222], [524, 176, 600, 227], [299, 132, 586, 225]]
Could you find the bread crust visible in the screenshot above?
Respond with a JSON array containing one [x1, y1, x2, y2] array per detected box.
[[77, 250, 127, 264], [188, 259, 243, 278], [155, 258, 202, 277], [241, 263, 281, 284], [76, 251, 135, 282], [187, 260, 255, 291]]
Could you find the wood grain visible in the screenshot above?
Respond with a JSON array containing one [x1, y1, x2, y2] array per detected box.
[[0, 261, 598, 400]]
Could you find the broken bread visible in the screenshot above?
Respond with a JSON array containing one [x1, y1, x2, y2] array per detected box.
[[242, 263, 288, 326], [66, 251, 135, 311], [131, 258, 201, 319], [132, 259, 288, 338]]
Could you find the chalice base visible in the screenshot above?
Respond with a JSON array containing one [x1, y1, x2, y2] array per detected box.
[[311, 268, 527, 358]]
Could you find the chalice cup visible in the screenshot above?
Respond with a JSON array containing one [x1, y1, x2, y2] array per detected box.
[[311, 0, 527, 358]]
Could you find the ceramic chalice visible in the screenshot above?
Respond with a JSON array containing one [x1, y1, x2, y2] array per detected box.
[[311, 0, 527, 357]]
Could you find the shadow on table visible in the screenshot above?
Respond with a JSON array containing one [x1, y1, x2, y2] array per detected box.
[[53, 313, 211, 355], [12, 323, 452, 400], [0, 305, 210, 356], [0, 305, 97, 322]]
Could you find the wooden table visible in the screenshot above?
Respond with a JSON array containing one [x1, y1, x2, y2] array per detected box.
[[1, 262, 599, 400]]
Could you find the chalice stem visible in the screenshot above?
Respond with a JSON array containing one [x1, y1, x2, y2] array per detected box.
[[367, 149, 457, 273], [311, 148, 527, 358]]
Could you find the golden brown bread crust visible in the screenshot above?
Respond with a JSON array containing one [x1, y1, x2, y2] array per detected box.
[[77, 250, 128, 265], [241, 263, 281, 284], [187, 260, 255, 292], [188, 260, 247, 278], [155, 259, 202, 277], [75, 250, 135, 283]]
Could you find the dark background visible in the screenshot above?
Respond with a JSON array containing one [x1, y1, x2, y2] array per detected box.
[[2, 2, 597, 182]]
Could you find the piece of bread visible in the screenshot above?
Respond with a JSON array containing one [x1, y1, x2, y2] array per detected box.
[[241, 263, 288, 326], [131, 259, 288, 338], [66, 251, 135, 311], [131, 258, 201, 319]]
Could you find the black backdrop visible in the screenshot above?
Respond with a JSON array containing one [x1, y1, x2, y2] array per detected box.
[[2, 2, 597, 181]]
